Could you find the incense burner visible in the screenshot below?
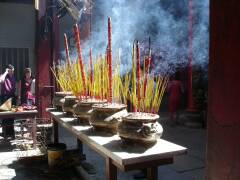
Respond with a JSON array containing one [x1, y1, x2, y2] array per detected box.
[[62, 95, 78, 115], [73, 99, 106, 125], [52, 91, 72, 111], [118, 112, 163, 146], [90, 103, 128, 134]]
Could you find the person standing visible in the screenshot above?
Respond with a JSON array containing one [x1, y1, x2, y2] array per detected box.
[[18, 68, 35, 105], [167, 73, 184, 126], [0, 64, 16, 139]]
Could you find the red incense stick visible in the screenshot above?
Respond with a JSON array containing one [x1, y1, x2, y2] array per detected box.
[[108, 17, 113, 103], [73, 24, 87, 98]]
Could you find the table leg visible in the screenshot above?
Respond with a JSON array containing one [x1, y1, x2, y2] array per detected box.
[[77, 139, 83, 155], [32, 118, 37, 149], [53, 119, 59, 143], [106, 158, 117, 180], [147, 167, 158, 180]]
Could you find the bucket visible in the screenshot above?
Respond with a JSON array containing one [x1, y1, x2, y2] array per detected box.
[[47, 143, 66, 168]]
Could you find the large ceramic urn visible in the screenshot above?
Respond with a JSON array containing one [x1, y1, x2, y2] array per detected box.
[[90, 103, 128, 134], [118, 112, 163, 146], [52, 91, 72, 111], [62, 96, 78, 115], [73, 99, 106, 125]]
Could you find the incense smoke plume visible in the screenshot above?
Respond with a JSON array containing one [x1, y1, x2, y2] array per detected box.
[[63, 0, 209, 75]]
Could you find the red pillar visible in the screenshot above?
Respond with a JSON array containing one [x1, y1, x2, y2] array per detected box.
[[206, 0, 240, 179], [187, 0, 197, 112], [35, 0, 59, 118]]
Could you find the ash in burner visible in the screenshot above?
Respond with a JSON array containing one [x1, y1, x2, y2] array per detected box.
[[80, 98, 107, 104], [126, 112, 159, 120], [92, 103, 126, 110]]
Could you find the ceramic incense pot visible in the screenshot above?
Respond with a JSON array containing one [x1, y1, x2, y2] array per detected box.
[[90, 103, 128, 134], [118, 112, 163, 146], [62, 95, 78, 115], [52, 91, 72, 111], [73, 98, 107, 125]]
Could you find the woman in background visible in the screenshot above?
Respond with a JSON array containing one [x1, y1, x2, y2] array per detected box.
[[167, 72, 184, 126], [18, 68, 35, 105]]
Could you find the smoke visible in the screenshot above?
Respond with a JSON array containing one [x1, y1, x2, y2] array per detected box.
[[64, 0, 209, 75], [192, 0, 209, 69]]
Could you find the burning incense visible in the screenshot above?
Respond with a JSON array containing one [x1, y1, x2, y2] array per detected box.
[[73, 24, 87, 98], [136, 41, 141, 111], [108, 17, 113, 103], [122, 41, 169, 114], [151, 76, 169, 113], [51, 64, 71, 92], [92, 57, 107, 100], [64, 33, 71, 66]]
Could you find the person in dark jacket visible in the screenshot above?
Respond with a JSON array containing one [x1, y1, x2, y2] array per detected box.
[[0, 64, 16, 139]]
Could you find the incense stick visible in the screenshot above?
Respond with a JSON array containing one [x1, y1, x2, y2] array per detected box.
[[108, 17, 113, 103], [73, 24, 87, 98]]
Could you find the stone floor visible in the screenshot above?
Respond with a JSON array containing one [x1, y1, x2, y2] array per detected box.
[[0, 113, 206, 180]]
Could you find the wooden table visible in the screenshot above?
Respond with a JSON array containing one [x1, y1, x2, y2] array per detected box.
[[0, 110, 38, 147], [0, 110, 38, 119], [47, 109, 187, 180]]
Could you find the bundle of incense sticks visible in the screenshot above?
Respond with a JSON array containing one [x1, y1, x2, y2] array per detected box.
[[123, 41, 169, 114], [73, 24, 87, 99], [112, 56, 122, 103], [51, 63, 71, 92], [52, 17, 129, 105], [90, 53, 124, 103], [92, 57, 107, 100]]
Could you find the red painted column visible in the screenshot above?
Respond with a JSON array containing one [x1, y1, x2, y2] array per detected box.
[[35, 0, 53, 118], [206, 0, 240, 179]]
